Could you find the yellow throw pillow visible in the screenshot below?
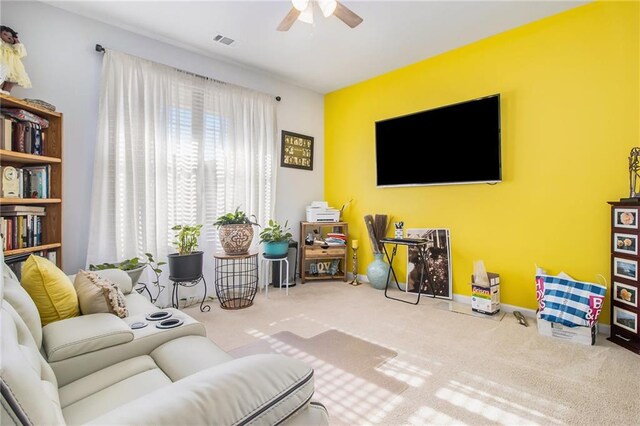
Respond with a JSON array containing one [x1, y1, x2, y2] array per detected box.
[[73, 270, 128, 318], [21, 255, 79, 326]]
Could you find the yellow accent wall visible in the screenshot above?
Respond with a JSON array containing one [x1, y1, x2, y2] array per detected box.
[[325, 1, 639, 322]]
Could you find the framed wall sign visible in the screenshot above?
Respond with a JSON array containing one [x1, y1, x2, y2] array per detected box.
[[281, 131, 314, 171]]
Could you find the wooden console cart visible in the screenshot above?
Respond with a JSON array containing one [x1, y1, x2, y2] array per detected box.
[[608, 201, 640, 354], [1, 94, 63, 268], [299, 221, 348, 283]]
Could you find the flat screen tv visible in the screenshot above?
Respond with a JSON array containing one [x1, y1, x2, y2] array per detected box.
[[375, 94, 501, 187]]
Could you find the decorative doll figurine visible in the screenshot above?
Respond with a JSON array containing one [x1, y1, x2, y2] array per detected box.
[[0, 25, 31, 94]]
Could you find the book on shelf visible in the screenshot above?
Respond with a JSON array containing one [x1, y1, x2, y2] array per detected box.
[[1, 205, 46, 213], [1, 216, 45, 251], [324, 238, 346, 246], [0, 115, 12, 150], [326, 232, 346, 241], [12, 120, 25, 152], [23, 165, 50, 198], [0, 165, 50, 198], [1, 108, 50, 128], [4, 250, 56, 279], [0, 108, 47, 156]]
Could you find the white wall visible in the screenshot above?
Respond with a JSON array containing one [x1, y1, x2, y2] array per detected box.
[[2, 1, 324, 273]]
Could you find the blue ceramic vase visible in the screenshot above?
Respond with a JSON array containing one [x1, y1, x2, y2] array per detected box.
[[366, 253, 390, 290]]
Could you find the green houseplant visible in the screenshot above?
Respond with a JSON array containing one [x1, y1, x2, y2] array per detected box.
[[168, 224, 204, 280], [89, 253, 166, 302], [214, 207, 259, 255], [259, 219, 292, 256]]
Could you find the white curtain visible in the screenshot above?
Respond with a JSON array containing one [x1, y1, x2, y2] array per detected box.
[[87, 50, 277, 307]]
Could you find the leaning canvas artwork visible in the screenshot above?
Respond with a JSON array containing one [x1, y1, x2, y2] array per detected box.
[[406, 228, 452, 299]]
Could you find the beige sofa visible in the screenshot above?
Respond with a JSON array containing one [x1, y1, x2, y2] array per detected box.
[[0, 264, 329, 425]]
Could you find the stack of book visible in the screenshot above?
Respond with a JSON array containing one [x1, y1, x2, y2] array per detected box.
[[0, 108, 49, 155], [1, 205, 46, 251], [325, 232, 347, 246]]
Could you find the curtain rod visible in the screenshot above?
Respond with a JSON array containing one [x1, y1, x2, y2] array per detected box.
[[95, 44, 281, 102]]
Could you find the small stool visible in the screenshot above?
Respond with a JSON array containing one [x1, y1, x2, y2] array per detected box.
[[261, 253, 289, 296]]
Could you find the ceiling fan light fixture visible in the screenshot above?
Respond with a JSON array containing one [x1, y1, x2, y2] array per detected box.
[[292, 0, 309, 12], [318, 0, 337, 17], [297, 5, 314, 24]]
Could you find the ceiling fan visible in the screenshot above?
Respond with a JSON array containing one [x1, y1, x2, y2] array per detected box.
[[277, 0, 363, 31]]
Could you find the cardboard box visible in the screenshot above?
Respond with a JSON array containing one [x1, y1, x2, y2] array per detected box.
[[471, 272, 500, 286], [471, 272, 500, 315], [471, 283, 500, 315], [536, 313, 597, 345]]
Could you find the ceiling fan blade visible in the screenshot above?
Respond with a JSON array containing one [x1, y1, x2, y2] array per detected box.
[[334, 1, 363, 28], [277, 7, 301, 31]]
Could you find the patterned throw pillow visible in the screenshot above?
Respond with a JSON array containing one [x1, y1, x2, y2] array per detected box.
[[73, 270, 128, 318]]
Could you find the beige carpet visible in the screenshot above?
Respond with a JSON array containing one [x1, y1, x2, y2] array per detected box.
[[185, 281, 640, 425], [229, 329, 408, 423]]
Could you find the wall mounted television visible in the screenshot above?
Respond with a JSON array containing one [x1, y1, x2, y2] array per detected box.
[[375, 94, 501, 187]]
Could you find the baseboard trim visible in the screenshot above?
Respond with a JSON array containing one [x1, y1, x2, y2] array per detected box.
[[350, 274, 611, 335], [451, 294, 537, 317], [451, 294, 611, 336]]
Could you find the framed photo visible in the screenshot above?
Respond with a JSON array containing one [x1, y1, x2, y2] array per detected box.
[[614, 257, 638, 280], [614, 233, 638, 255], [281, 131, 313, 171], [613, 208, 638, 229], [613, 281, 638, 307], [406, 228, 452, 299], [613, 306, 637, 333]]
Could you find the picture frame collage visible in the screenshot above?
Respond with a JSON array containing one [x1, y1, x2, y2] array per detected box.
[[611, 207, 639, 335]]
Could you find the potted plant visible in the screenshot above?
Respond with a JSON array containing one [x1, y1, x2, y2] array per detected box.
[[89, 253, 166, 302], [168, 224, 204, 280], [259, 219, 292, 256], [214, 207, 259, 255], [90, 257, 147, 285]]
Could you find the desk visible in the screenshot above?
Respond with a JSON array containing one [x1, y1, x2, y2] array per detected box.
[[380, 238, 436, 305]]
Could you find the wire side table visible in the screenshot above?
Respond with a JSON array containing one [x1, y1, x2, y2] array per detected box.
[[214, 251, 259, 310]]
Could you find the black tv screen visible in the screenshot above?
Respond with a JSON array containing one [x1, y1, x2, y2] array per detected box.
[[375, 94, 501, 187]]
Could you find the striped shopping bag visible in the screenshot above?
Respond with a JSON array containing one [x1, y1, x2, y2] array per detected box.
[[536, 275, 606, 327]]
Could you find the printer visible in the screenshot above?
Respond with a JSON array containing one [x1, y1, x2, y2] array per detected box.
[[306, 201, 340, 222]]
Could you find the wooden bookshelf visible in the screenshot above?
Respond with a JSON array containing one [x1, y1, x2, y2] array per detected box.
[[299, 221, 348, 283], [0, 198, 61, 204], [4, 243, 62, 257], [0, 150, 61, 164], [1, 94, 63, 268]]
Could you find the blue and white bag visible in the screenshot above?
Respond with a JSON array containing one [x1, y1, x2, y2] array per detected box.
[[536, 274, 606, 327]]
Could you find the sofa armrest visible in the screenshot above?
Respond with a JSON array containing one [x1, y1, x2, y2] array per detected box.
[[42, 314, 133, 362], [86, 354, 320, 426]]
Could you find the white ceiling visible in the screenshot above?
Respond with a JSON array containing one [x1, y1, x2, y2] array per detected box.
[[46, 0, 587, 93]]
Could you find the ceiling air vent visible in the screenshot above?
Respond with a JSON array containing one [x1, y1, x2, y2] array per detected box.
[[213, 34, 235, 46]]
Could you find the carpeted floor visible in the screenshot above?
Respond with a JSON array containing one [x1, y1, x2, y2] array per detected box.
[[185, 280, 640, 425], [229, 329, 408, 423]]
